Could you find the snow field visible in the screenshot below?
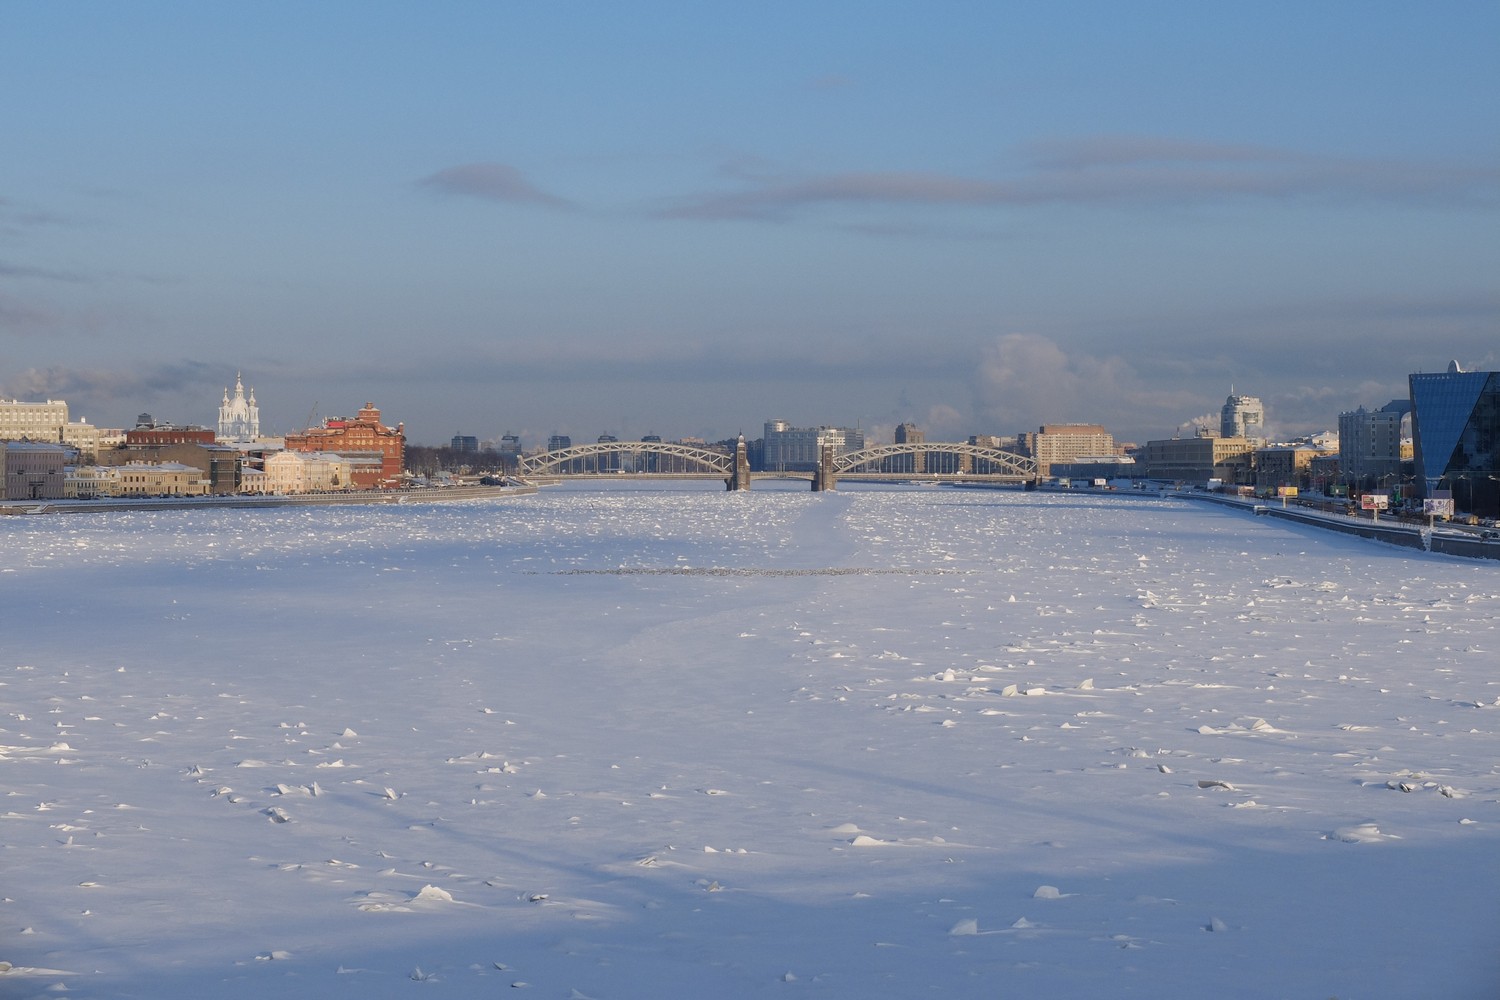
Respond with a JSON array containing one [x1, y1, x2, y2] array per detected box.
[[2, 483, 1497, 998]]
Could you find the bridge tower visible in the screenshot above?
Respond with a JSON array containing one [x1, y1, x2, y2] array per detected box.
[[726, 434, 752, 491], [812, 442, 838, 492]]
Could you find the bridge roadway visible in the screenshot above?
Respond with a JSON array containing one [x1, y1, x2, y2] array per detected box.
[[518, 438, 1038, 490]]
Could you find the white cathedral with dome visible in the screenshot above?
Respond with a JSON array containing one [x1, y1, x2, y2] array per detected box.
[[217, 373, 260, 442]]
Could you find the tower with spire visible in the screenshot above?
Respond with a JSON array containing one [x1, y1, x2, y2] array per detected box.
[[218, 373, 260, 442]]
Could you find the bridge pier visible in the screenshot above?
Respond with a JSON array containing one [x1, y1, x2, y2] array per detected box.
[[726, 434, 752, 491], [812, 443, 838, 492]]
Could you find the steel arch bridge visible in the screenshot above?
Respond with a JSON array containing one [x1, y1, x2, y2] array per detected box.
[[833, 442, 1038, 479], [519, 441, 733, 477]]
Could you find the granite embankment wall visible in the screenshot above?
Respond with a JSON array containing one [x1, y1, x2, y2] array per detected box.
[[1189, 492, 1500, 562], [0, 483, 536, 516]]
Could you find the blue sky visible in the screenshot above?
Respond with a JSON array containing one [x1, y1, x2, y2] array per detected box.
[[2, 2, 1496, 447]]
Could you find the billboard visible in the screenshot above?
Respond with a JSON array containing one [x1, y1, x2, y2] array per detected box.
[[1360, 493, 1389, 511], [1423, 498, 1455, 517], [1276, 486, 1299, 498]]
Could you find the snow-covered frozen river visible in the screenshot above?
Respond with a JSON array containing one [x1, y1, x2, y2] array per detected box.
[[3, 482, 1497, 998]]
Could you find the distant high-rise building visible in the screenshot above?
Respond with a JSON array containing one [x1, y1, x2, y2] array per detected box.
[[1220, 393, 1265, 441], [1337, 401, 1409, 488], [639, 434, 662, 473], [489, 433, 522, 473], [595, 434, 621, 472], [762, 420, 864, 471], [891, 423, 925, 474], [217, 373, 260, 442], [1024, 424, 1116, 477], [546, 434, 572, 452], [450, 434, 479, 453], [1410, 361, 1500, 517]]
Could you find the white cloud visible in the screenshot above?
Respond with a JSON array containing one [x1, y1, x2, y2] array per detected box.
[[972, 333, 1200, 440]]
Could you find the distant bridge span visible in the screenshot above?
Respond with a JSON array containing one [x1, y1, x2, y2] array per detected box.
[[519, 441, 732, 477], [833, 442, 1037, 479], [518, 439, 1038, 486]]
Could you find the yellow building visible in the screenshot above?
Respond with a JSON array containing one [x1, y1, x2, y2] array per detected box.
[[263, 450, 354, 493], [114, 462, 209, 497], [65, 466, 122, 499]]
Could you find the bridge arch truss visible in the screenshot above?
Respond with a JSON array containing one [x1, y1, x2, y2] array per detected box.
[[519, 441, 733, 477], [833, 442, 1038, 479]]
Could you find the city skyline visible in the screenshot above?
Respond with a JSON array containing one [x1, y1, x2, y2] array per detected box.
[[2, 3, 1497, 445]]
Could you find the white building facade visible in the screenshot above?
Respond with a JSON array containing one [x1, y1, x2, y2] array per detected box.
[[0, 398, 70, 442], [218, 374, 261, 442], [1220, 393, 1265, 441]]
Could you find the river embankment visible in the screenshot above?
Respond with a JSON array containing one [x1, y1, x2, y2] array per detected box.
[[0, 482, 535, 516]]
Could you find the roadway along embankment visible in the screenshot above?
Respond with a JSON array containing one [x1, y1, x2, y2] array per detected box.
[[1188, 492, 1500, 561]]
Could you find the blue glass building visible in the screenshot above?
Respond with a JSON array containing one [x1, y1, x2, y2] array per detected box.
[[1409, 363, 1500, 518]]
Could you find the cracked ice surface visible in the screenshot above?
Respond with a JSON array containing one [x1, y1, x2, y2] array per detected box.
[[2, 482, 1498, 998]]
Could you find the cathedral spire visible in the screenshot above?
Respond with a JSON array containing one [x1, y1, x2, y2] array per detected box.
[[218, 370, 261, 442]]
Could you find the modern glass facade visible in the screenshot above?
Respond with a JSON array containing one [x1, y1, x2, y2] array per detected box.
[[1410, 367, 1500, 518]]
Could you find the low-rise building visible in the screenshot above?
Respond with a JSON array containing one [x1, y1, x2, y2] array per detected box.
[[61, 421, 102, 462], [284, 403, 405, 488], [111, 462, 208, 497], [238, 465, 268, 495], [2, 441, 69, 499], [1308, 454, 1343, 495], [1254, 445, 1335, 492], [263, 450, 354, 493], [65, 466, 122, 499], [1141, 434, 1255, 485], [101, 442, 244, 494], [1049, 455, 1139, 482], [124, 424, 217, 447]]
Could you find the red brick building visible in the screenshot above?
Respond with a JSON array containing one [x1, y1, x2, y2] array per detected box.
[[283, 403, 405, 488], [124, 426, 216, 446]]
